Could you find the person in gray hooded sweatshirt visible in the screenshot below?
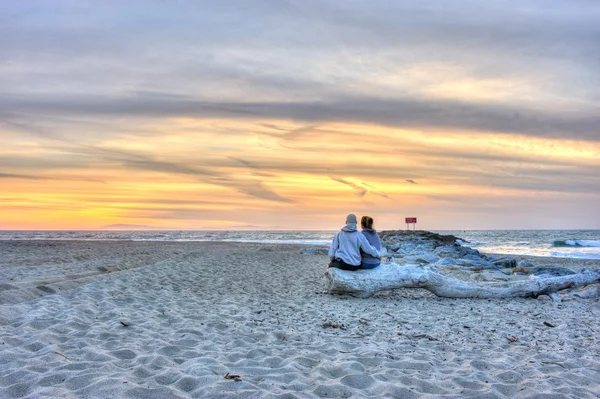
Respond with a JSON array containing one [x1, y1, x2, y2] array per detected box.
[[328, 214, 381, 271]]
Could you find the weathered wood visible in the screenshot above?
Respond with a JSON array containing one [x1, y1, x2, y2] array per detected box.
[[325, 263, 600, 301]]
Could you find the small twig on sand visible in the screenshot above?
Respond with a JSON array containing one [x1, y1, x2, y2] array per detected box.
[[384, 312, 408, 323], [224, 372, 242, 382], [541, 361, 565, 368], [55, 351, 72, 363], [543, 321, 556, 328], [411, 334, 439, 341]]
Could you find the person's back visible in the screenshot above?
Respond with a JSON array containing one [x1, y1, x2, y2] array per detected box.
[[360, 216, 381, 269], [328, 214, 381, 271]]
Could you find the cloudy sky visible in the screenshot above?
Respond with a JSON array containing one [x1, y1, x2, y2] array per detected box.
[[1, 0, 599, 230]]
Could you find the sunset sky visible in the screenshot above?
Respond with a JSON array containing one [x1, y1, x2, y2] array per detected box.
[[1, 0, 599, 230]]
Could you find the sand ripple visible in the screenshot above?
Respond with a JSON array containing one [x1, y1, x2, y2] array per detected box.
[[1, 241, 599, 398]]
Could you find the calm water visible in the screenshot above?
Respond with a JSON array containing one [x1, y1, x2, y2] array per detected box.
[[0, 230, 599, 260]]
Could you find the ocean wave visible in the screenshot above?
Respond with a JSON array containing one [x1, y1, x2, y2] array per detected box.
[[552, 239, 600, 248], [456, 239, 486, 246], [550, 251, 600, 260]]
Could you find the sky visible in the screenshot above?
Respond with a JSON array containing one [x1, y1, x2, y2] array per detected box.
[[1, 0, 599, 230]]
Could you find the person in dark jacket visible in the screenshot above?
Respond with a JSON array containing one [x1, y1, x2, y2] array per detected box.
[[360, 216, 381, 269]]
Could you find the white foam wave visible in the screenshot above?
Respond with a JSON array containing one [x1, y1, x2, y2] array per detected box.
[[550, 251, 600, 260], [566, 240, 600, 247], [456, 239, 486, 246], [552, 239, 600, 247]]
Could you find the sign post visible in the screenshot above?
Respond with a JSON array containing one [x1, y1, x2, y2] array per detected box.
[[405, 217, 417, 231]]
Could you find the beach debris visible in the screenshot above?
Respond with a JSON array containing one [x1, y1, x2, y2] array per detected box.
[[326, 229, 600, 300], [54, 351, 72, 363], [541, 361, 565, 368], [548, 293, 562, 302], [506, 336, 519, 343], [512, 267, 532, 275], [382, 312, 407, 323], [300, 247, 329, 256], [322, 321, 346, 329], [566, 285, 600, 299], [325, 262, 600, 300], [492, 258, 517, 268], [411, 334, 439, 341], [543, 321, 556, 328], [224, 372, 242, 382], [529, 266, 576, 277], [517, 260, 534, 268], [120, 321, 129, 327]]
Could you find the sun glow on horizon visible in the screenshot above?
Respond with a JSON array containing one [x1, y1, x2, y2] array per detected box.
[[2, 115, 599, 230]]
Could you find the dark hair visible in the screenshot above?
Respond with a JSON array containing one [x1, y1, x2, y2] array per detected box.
[[361, 216, 374, 229]]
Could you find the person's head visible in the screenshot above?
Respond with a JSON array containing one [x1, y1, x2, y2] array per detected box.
[[361, 215, 374, 229], [346, 214, 357, 224]]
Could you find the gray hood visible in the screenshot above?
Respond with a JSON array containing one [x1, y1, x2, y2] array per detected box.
[[342, 223, 358, 232]]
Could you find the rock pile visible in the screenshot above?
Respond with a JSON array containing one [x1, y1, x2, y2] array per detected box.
[[303, 230, 581, 284], [380, 230, 489, 267], [378, 230, 580, 283]]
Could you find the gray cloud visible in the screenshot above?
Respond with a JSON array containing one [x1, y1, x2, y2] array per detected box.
[[330, 177, 393, 200], [330, 177, 367, 197], [215, 155, 600, 195], [0, 172, 50, 180], [117, 207, 244, 221], [0, 119, 294, 203], [1, 0, 598, 142], [77, 146, 294, 204], [3, 94, 599, 141], [84, 197, 232, 206]]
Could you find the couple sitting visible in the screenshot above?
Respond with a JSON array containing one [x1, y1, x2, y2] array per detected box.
[[327, 213, 382, 271]]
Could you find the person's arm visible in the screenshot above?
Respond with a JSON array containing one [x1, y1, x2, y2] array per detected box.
[[328, 233, 339, 260], [358, 234, 380, 258], [375, 234, 384, 259]]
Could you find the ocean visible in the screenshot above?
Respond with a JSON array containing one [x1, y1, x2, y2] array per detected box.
[[0, 230, 599, 260]]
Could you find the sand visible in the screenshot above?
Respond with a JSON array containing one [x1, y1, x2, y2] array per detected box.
[[1, 241, 599, 398]]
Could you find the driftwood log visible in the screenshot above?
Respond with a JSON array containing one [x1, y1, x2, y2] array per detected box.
[[325, 263, 600, 301]]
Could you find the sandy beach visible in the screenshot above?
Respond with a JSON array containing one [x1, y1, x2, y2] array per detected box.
[[1, 241, 599, 398]]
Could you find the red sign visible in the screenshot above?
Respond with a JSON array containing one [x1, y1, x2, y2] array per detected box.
[[405, 217, 417, 224]]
